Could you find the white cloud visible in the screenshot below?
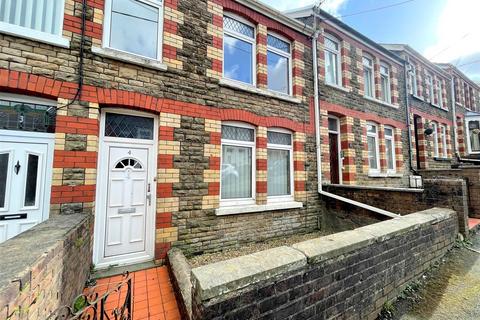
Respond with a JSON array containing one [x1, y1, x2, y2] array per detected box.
[[260, 0, 348, 16], [424, 0, 480, 63]]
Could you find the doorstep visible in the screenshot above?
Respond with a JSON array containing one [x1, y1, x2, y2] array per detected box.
[[92, 261, 157, 279]]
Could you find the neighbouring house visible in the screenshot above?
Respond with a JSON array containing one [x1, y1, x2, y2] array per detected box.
[[0, 0, 479, 279]]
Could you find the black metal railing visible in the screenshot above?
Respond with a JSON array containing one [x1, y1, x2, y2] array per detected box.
[[47, 272, 132, 320]]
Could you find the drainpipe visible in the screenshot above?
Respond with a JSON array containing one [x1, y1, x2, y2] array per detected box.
[[404, 57, 418, 175], [310, 11, 400, 219]]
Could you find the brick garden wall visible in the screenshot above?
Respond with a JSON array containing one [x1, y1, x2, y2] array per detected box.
[[190, 208, 457, 319], [421, 167, 480, 219], [323, 181, 469, 236], [0, 214, 92, 320]]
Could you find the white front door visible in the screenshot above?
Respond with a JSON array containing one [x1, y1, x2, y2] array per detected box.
[[105, 146, 150, 257], [0, 132, 54, 243], [94, 110, 157, 268]]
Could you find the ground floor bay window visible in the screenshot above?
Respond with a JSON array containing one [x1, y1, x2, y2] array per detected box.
[[220, 123, 256, 206], [267, 129, 293, 202], [367, 122, 380, 174], [384, 126, 396, 173]]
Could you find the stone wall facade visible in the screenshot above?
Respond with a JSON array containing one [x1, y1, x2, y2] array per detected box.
[[0, 0, 322, 261], [0, 214, 91, 320], [190, 208, 458, 320]]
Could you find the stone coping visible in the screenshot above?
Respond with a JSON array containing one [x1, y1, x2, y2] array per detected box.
[[324, 183, 424, 193], [191, 208, 455, 302], [0, 214, 88, 290]]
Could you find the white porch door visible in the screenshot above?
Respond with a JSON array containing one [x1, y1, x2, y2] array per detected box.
[[0, 137, 53, 243], [105, 146, 151, 257]]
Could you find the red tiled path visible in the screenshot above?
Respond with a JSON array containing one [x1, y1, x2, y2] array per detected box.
[[469, 218, 480, 230], [93, 266, 181, 320]]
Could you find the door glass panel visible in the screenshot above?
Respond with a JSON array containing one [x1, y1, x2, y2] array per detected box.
[[24, 154, 39, 207], [0, 99, 56, 133], [0, 153, 9, 208], [105, 113, 154, 140]]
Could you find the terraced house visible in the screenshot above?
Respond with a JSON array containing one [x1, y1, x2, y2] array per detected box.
[[1, 0, 480, 319]]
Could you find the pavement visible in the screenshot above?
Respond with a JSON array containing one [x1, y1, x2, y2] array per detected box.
[[399, 232, 480, 320]]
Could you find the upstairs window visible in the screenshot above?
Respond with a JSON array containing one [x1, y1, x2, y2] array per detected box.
[[367, 123, 380, 173], [0, 0, 68, 46], [104, 0, 164, 60], [223, 14, 255, 85], [363, 55, 374, 98], [426, 74, 434, 103], [384, 126, 396, 173], [267, 34, 291, 95], [467, 118, 480, 154], [437, 78, 444, 108], [409, 64, 417, 96], [464, 83, 470, 109], [380, 64, 391, 103], [267, 130, 293, 200], [324, 35, 341, 86]]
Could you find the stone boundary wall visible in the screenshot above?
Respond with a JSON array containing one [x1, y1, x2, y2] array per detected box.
[[323, 181, 469, 236], [420, 167, 480, 218], [0, 214, 92, 320], [189, 208, 457, 319]]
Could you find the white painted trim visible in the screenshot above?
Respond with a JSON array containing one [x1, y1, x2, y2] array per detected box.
[[93, 108, 158, 269], [215, 201, 303, 216], [266, 32, 292, 96], [222, 12, 256, 86], [102, 0, 164, 62], [0, 20, 69, 49], [367, 122, 381, 174], [266, 128, 294, 201], [219, 122, 256, 207], [219, 78, 301, 103], [384, 125, 396, 174]]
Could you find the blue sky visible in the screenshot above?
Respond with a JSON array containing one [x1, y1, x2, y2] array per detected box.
[[260, 0, 480, 82]]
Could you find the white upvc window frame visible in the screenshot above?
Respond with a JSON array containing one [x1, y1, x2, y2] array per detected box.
[[380, 63, 391, 103], [439, 124, 448, 158], [220, 121, 256, 207], [266, 128, 294, 203], [222, 12, 256, 86], [431, 122, 439, 158], [362, 55, 375, 98], [266, 32, 292, 95], [324, 34, 342, 87], [367, 122, 381, 174], [466, 116, 480, 154], [437, 78, 444, 108], [426, 74, 434, 104], [102, 0, 164, 61], [409, 64, 417, 96], [384, 126, 396, 173], [0, 0, 69, 47]]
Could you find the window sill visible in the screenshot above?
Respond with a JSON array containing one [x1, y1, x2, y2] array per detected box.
[[219, 78, 302, 104], [433, 157, 452, 162], [215, 201, 303, 216], [92, 46, 168, 71], [368, 172, 403, 178], [0, 22, 69, 48], [364, 96, 399, 109], [412, 94, 424, 102], [325, 82, 350, 93], [430, 103, 448, 111]]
